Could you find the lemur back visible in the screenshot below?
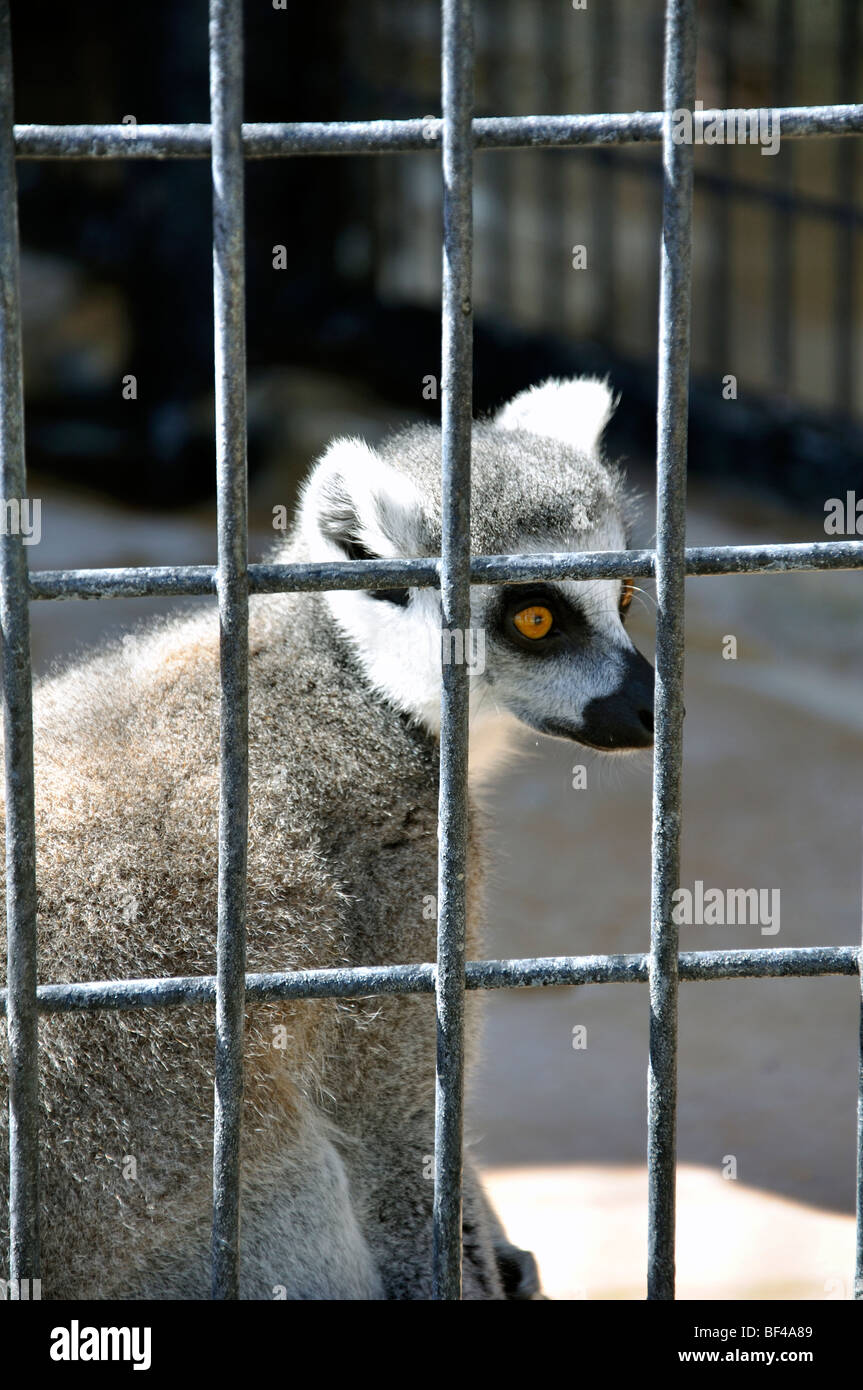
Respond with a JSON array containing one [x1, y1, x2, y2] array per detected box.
[[0, 377, 653, 1299]]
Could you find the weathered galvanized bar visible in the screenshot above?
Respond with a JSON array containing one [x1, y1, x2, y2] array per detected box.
[[1, 944, 859, 1019], [22, 538, 863, 602], [433, 0, 475, 1302], [0, 939, 856, 1017], [209, 0, 250, 1302], [647, 0, 697, 1303], [11, 104, 863, 160], [0, 0, 40, 1288]]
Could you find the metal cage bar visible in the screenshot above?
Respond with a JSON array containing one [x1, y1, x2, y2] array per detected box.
[[17, 538, 863, 602], [10, 105, 863, 160], [0, 0, 40, 1289], [209, 0, 250, 1301], [770, 0, 796, 398], [835, 0, 859, 413], [2, 0, 863, 1303], [433, 0, 474, 1300], [1, 945, 860, 1020], [647, 0, 696, 1303]]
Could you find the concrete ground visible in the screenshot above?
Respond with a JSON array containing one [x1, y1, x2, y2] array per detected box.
[[484, 1164, 855, 1301]]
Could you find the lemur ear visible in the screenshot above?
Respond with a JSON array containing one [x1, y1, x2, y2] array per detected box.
[[299, 436, 429, 561], [494, 375, 618, 456]]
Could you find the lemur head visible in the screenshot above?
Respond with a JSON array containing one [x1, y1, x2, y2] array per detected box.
[[297, 376, 654, 757]]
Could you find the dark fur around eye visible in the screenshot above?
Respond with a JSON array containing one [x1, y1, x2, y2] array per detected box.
[[498, 584, 589, 655]]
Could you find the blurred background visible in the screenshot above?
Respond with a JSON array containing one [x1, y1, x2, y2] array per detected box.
[[9, 0, 863, 1297]]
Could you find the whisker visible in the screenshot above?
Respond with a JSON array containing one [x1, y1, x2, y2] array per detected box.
[[630, 584, 658, 615]]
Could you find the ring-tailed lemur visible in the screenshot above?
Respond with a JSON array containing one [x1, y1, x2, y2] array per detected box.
[[0, 376, 653, 1300]]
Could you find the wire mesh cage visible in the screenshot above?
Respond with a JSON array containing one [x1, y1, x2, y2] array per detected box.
[[1, 0, 862, 1301]]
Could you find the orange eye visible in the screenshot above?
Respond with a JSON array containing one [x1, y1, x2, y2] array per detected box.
[[619, 578, 634, 612], [513, 605, 553, 639]]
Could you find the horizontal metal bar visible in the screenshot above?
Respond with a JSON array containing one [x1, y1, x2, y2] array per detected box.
[[24, 540, 863, 601], [11, 104, 863, 160], [2, 945, 857, 1017]]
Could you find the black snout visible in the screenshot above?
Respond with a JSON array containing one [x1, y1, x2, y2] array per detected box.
[[579, 647, 655, 751]]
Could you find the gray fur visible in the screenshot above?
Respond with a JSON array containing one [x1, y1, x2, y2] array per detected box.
[[376, 418, 626, 554], [0, 377, 648, 1299]]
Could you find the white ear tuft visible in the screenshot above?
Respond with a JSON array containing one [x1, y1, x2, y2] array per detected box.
[[298, 436, 428, 561], [494, 376, 618, 455]]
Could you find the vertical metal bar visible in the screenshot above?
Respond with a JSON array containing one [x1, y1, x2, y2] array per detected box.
[[486, 1, 514, 319], [433, 0, 474, 1302], [708, 0, 732, 372], [834, 0, 858, 416], [0, 0, 40, 1288], [590, 0, 616, 343], [209, 0, 249, 1301], [647, 0, 696, 1303], [539, 0, 567, 332], [770, 0, 795, 398]]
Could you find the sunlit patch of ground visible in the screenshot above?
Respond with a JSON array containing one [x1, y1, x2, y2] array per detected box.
[[483, 1163, 856, 1301]]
